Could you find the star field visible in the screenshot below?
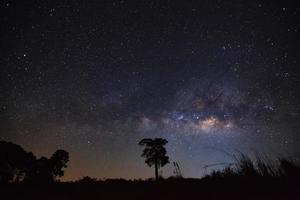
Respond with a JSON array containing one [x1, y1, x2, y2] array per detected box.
[[1, 0, 299, 180]]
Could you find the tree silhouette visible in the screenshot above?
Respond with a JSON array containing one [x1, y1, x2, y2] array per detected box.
[[0, 140, 69, 183], [138, 138, 169, 180], [28, 150, 69, 183], [29, 157, 53, 183], [0, 141, 36, 183], [50, 149, 69, 179]]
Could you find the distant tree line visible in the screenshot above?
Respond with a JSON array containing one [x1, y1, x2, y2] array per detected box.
[[0, 140, 69, 183]]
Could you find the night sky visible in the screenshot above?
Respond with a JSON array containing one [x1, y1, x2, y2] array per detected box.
[[1, 0, 299, 181]]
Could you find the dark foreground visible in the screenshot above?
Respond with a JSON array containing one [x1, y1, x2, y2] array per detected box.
[[0, 177, 299, 200]]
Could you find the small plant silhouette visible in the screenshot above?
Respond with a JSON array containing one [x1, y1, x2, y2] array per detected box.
[[138, 138, 169, 180], [173, 161, 182, 178]]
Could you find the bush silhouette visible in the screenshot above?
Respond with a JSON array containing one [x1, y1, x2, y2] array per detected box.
[[77, 176, 98, 183]]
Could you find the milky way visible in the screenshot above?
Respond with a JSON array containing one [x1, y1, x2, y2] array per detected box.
[[1, 1, 299, 180]]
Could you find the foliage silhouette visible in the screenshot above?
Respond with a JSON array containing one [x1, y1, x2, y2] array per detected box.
[[50, 150, 69, 179], [138, 138, 169, 180], [0, 141, 36, 183], [0, 140, 69, 183], [27, 150, 69, 183]]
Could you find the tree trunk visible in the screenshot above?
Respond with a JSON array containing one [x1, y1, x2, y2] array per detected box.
[[155, 159, 158, 181]]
